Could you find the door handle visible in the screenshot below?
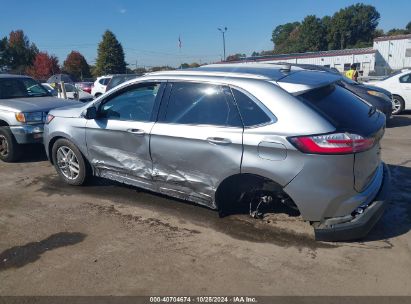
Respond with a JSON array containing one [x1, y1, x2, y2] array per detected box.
[[207, 137, 232, 145], [127, 128, 145, 135]]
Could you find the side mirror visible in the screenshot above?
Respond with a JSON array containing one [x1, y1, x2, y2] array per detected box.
[[84, 106, 97, 120]]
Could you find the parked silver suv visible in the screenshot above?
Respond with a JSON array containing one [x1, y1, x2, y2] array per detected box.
[[0, 74, 75, 162], [43, 64, 390, 241]]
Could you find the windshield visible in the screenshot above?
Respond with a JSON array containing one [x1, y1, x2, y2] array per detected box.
[[0, 78, 51, 99], [381, 70, 402, 81]]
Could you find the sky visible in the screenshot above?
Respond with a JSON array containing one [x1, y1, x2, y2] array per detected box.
[[1, 0, 410, 68]]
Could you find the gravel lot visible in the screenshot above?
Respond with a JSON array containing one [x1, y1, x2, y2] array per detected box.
[[0, 113, 410, 296]]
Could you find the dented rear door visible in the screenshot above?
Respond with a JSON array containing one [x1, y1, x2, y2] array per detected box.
[[149, 82, 244, 207]]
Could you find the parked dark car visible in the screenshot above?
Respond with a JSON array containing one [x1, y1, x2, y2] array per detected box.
[[105, 74, 142, 92], [338, 78, 393, 118], [273, 63, 393, 118]]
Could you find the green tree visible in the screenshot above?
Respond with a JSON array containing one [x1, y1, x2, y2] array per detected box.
[[298, 15, 327, 51], [7, 30, 38, 73], [63, 51, 91, 81], [327, 4, 380, 49], [149, 66, 174, 72], [386, 28, 408, 36], [180, 63, 190, 69], [406, 21, 411, 32], [226, 53, 246, 61], [373, 28, 385, 38], [271, 22, 300, 48], [95, 30, 126, 76], [0, 36, 10, 69]]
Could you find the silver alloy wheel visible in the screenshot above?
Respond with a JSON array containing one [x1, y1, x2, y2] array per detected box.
[[392, 98, 402, 114], [56, 146, 80, 180], [0, 135, 8, 157]]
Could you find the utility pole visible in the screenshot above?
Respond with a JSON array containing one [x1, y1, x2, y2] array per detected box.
[[218, 27, 227, 61]]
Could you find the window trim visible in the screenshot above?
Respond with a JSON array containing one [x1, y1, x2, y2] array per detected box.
[[229, 85, 277, 129], [96, 81, 165, 122], [158, 80, 244, 129]]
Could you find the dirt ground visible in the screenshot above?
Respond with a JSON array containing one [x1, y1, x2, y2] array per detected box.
[[0, 113, 410, 296]]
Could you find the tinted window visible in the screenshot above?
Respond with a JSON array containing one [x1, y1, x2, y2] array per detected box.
[[399, 74, 411, 83], [231, 88, 271, 127], [99, 83, 160, 121], [0, 78, 49, 99], [64, 84, 75, 92], [99, 78, 110, 85], [299, 84, 377, 135], [107, 75, 139, 91], [164, 83, 242, 127]]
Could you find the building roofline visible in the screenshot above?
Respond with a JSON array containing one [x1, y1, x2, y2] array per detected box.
[[223, 47, 375, 64], [374, 34, 411, 42]]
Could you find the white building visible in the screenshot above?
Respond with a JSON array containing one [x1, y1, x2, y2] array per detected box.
[[238, 34, 411, 77], [373, 34, 411, 74]]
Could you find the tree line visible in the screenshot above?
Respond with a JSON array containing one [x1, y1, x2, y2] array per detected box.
[[0, 30, 130, 81], [235, 3, 410, 59]]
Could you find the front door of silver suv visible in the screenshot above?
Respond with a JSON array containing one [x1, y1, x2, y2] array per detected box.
[[85, 82, 165, 186]]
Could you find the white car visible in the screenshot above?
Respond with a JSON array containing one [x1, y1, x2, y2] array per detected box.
[[91, 76, 112, 98], [42, 83, 94, 103], [367, 69, 411, 114]]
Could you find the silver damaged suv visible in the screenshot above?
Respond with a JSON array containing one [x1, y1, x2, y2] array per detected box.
[[43, 64, 390, 241]]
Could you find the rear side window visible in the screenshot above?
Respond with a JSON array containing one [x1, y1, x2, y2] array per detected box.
[[164, 82, 242, 127], [231, 88, 271, 127], [299, 85, 378, 135], [399, 74, 411, 83], [99, 78, 110, 85]]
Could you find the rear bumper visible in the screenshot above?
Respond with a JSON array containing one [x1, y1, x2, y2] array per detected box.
[[9, 124, 44, 144], [314, 163, 390, 241]]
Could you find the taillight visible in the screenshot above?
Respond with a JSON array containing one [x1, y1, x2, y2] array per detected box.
[[289, 133, 375, 154]]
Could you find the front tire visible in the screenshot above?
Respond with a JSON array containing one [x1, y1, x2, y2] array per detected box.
[[0, 126, 22, 162], [392, 95, 405, 115], [52, 138, 88, 185]]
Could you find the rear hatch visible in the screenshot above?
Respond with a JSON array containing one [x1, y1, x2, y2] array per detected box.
[[296, 84, 386, 192]]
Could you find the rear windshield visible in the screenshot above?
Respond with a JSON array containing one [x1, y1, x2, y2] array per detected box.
[[298, 84, 379, 135]]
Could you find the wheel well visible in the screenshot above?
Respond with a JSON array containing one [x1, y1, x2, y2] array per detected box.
[[48, 136, 92, 174], [215, 173, 299, 215], [48, 136, 64, 164], [0, 120, 9, 127], [392, 94, 404, 101]]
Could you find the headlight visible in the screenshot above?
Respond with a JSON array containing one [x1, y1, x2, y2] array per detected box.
[[367, 90, 391, 101], [15, 112, 44, 123]]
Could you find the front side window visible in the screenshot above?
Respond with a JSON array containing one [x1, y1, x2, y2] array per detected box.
[[399, 73, 411, 83], [231, 88, 271, 127], [164, 82, 242, 127], [99, 83, 160, 121], [0, 78, 50, 99]]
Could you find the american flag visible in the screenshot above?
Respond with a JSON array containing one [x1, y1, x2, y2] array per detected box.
[[178, 35, 182, 49]]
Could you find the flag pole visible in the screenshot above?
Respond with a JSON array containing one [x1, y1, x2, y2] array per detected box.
[[179, 35, 182, 69]]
